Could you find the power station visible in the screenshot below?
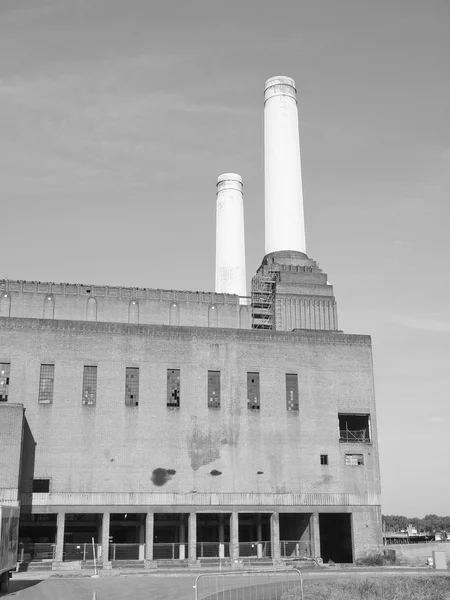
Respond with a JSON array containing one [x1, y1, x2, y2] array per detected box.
[[0, 76, 382, 568]]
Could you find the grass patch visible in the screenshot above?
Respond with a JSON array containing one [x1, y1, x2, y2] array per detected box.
[[281, 576, 450, 600], [355, 551, 397, 566]]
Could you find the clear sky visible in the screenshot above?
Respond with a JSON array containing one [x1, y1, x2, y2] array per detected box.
[[1, 0, 449, 517]]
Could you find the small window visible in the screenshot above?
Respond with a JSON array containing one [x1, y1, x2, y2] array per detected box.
[[167, 369, 180, 408], [82, 366, 97, 405], [33, 479, 50, 493], [0, 363, 10, 402], [208, 371, 220, 408], [320, 454, 328, 465], [38, 364, 55, 404], [125, 367, 139, 406], [345, 454, 364, 466], [339, 413, 371, 443], [247, 372, 260, 410], [286, 373, 299, 411]]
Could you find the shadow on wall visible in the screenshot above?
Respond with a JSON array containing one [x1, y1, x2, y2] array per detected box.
[[19, 417, 36, 505]]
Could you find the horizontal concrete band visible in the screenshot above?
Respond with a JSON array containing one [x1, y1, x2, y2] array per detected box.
[[0, 317, 371, 345], [17, 492, 381, 507]]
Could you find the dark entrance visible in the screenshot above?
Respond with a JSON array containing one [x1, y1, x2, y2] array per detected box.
[[319, 513, 353, 563]]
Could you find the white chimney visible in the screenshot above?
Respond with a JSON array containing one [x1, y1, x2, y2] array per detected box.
[[215, 173, 247, 297], [264, 76, 306, 255]]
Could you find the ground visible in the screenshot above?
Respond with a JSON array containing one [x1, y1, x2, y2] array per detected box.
[[2, 568, 449, 600]]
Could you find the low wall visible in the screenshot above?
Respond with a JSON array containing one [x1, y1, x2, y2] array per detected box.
[[391, 542, 450, 563]]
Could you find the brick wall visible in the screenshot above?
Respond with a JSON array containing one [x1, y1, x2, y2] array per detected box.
[[0, 403, 24, 502]]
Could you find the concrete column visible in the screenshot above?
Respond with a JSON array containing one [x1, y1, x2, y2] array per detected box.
[[188, 512, 197, 563], [218, 514, 225, 543], [311, 512, 321, 559], [256, 514, 262, 541], [215, 173, 247, 297], [54, 512, 65, 562], [101, 513, 111, 567], [230, 511, 239, 562], [145, 512, 154, 561], [271, 512, 281, 561], [179, 515, 186, 543]]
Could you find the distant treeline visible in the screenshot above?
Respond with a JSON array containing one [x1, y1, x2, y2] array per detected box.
[[383, 514, 450, 533]]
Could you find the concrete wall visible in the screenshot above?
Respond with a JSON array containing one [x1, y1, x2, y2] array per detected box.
[[0, 317, 381, 510], [0, 280, 251, 330], [392, 541, 450, 563], [0, 403, 24, 503]]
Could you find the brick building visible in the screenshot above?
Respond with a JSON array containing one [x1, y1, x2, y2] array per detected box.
[[0, 76, 382, 566]]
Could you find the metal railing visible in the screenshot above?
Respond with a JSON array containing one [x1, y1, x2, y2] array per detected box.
[[19, 543, 55, 562], [196, 542, 230, 559], [339, 428, 370, 443], [238, 541, 272, 558], [63, 543, 100, 561], [153, 542, 188, 560], [280, 540, 312, 558], [195, 568, 303, 600], [109, 543, 142, 561]]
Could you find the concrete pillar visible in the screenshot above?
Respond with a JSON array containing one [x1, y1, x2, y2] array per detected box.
[[311, 512, 321, 558], [218, 514, 225, 543], [215, 173, 247, 297], [271, 512, 281, 561], [264, 76, 306, 255], [230, 511, 239, 562], [101, 513, 111, 567], [138, 516, 145, 543], [179, 515, 186, 543], [188, 512, 197, 563], [145, 512, 154, 561], [54, 512, 65, 562], [256, 514, 262, 541]]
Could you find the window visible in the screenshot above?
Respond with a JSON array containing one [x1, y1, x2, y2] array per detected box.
[[247, 372, 260, 410], [0, 363, 10, 402], [338, 414, 371, 443], [33, 479, 50, 493], [320, 454, 329, 465], [208, 371, 220, 408], [345, 454, 364, 466], [82, 366, 97, 405], [167, 369, 180, 408], [286, 373, 299, 411], [125, 367, 139, 406], [38, 364, 55, 404]]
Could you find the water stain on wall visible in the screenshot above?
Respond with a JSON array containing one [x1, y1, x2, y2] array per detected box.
[[210, 469, 222, 476], [187, 423, 221, 471], [151, 468, 176, 486]]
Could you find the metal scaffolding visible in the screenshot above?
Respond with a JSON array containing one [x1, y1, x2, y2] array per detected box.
[[251, 267, 280, 330]]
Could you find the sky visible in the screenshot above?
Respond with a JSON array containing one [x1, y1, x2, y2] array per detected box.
[[1, 0, 449, 517]]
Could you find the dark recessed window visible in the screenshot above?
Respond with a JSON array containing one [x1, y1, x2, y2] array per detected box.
[[208, 370, 220, 409], [82, 366, 97, 405], [38, 364, 55, 404], [320, 454, 329, 465], [339, 414, 371, 443], [286, 373, 299, 411], [0, 363, 10, 402], [33, 479, 50, 493], [247, 372, 260, 410], [125, 367, 139, 406], [167, 369, 180, 408]]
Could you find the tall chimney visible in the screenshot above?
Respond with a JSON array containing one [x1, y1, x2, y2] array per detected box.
[[215, 173, 247, 297], [264, 76, 306, 255]]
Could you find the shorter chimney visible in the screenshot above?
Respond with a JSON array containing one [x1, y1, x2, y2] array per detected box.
[[215, 173, 247, 297]]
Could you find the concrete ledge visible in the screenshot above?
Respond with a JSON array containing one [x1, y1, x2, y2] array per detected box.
[[52, 561, 82, 571]]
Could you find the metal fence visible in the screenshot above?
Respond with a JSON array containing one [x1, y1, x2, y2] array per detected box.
[[19, 543, 55, 562], [280, 541, 311, 559], [109, 543, 142, 561], [153, 542, 188, 560], [239, 541, 272, 558], [197, 542, 230, 559], [194, 568, 303, 600], [63, 543, 100, 561]]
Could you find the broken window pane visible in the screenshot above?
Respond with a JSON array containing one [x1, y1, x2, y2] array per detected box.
[[338, 414, 371, 443], [125, 367, 139, 406], [345, 454, 364, 466], [38, 364, 54, 404], [208, 370, 220, 409], [247, 372, 260, 410], [286, 373, 299, 411], [0, 363, 10, 402], [82, 366, 97, 405], [167, 369, 180, 408]]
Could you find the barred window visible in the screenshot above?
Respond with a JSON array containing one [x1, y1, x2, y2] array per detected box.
[[167, 369, 180, 408], [247, 372, 260, 410], [286, 373, 299, 411], [125, 367, 139, 406], [208, 371, 220, 408], [38, 364, 54, 404], [82, 366, 97, 405], [0, 363, 10, 402], [345, 454, 364, 466]]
